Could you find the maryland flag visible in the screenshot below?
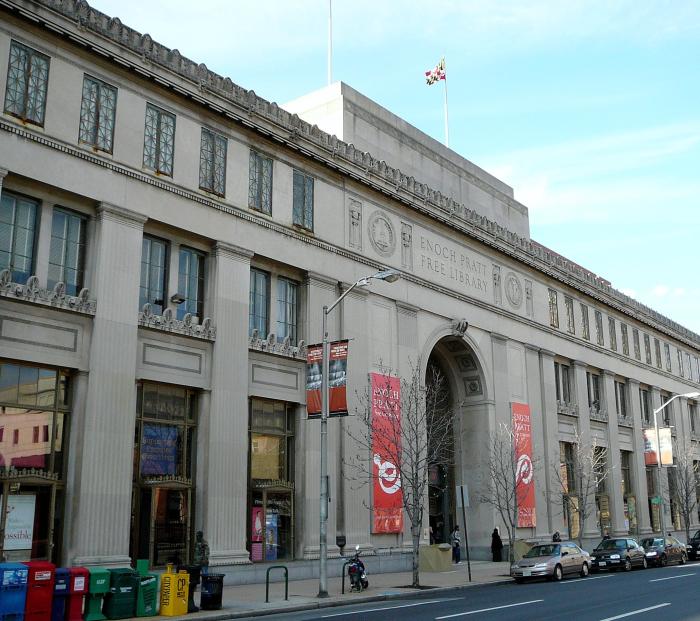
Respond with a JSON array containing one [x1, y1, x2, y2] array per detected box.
[[425, 57, 446, 85]]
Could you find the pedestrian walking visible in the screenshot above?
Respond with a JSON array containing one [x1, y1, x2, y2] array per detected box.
[[450, 525, 462, 563], [491, 527, 503, 562], [552, 531, 562, 542], [194, 530, 210, 574]]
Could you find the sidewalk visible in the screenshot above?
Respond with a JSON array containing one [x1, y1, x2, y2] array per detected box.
[[163, 560, 511, 620]]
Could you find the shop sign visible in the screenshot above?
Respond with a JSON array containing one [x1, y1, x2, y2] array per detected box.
[[3, 494, 36, 551], [643, 427, 673, 466], [370, 372, 404, 533], [141, 424, 178, 475], [512, 402, 536, 528], [306, 340, 349, 418]]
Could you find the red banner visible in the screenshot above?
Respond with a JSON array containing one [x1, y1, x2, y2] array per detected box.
[[644, 427, 673, 466], [306, 340, 349, 418], [370, 372, 404, 533], [512, 402, 536, 528]]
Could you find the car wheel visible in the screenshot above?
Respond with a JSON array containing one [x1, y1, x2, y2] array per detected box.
[[680, 553, 687, 565], [642, 557, 648, 569], [552, 564, 563, 581], [660, 554, 668, 568], [514, 577, 524, 584], [624, 558, 632, 572], [580, 562, 589, 577]]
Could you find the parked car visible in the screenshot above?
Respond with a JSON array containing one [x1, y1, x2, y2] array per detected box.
[[511, 542, 591, 582], [590, 537, 647, 572], [640, 536, 687, 567], [687, 530, 700, 560]]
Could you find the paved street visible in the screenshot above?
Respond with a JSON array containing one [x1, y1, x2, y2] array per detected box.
[[246, 561, 700, 621]]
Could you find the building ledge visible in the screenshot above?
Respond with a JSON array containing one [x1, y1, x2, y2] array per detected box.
[[249, 331, 307, 361], [0, 271, 96, 314], [138, 304, 216, 340]]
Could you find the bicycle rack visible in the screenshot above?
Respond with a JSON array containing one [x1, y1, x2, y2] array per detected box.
[[265, 565, 289, 603]]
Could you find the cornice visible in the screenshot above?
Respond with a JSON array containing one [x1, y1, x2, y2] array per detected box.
[[97, 202, 147, 227], [305, 272, 338, 290], [214, 241, 253, 263], [2, 0, 699, 350]]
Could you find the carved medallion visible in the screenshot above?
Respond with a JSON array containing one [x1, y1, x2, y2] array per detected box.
[[505, 272, 523, 309], [367, 210, 396, 257]]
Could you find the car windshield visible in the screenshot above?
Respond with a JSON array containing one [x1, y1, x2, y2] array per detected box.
[[693, 530, 700, 540], [597, 539, 627, 551], [524, 544, 559, 558], [640, 538, 663, 547]]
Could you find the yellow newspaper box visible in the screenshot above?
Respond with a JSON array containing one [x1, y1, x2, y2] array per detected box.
[[159, 565, 189, 617]]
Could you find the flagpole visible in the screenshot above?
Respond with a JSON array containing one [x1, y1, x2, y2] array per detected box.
[[443, 55, 449, 148], [327, 0, 333, 85]]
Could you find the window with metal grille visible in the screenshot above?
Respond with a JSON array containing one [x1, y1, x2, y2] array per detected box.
[[555, 362, 571, 404], [292, 170, 313, 230], [249, 268, 269, 338], [608, 317, 617, 351], [595, 310, 604, 346], [665, 343, 672, 372], [276, 277, 298, 344], [143, 104, 175, 176], [633, 329, 641, 360], [621, 323, 629, 356], [0, 191, 37, 283], [643, 333, 652, 365], [565, 296, 575, 334], [615, 381, 627, 418], [580, 303, 590, 340], [177, 247, 205, 320], [654, 339, 662, 369], [140, 236, 168, 314], [249, 151, 273, 214], [48, 207, 87, 296], [78, 75, 117, 152], [548, 289, 559, 328], [4, 41, 49, 125], [199, 128, 227, 196], [678, 349, 685, 377]]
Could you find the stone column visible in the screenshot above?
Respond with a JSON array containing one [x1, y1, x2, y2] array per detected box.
[[0, 167, 8, 193], [571, 360, 599, 540], [602, 371, 627, 535], [301, 272, 340, 559], [194, 389, 211, 533], [69, 203, 146, 566], [629, 379, 652, 534], [203, 242, 253, 565], [525, 345, 550, 538], [539, 350, 561, 535]]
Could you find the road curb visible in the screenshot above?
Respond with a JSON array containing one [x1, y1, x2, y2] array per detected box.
[[174, 576, 513, 620]]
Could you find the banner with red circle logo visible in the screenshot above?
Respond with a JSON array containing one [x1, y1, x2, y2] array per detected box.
[[512, 402, 536, 528], [370, 372, 404, 533]]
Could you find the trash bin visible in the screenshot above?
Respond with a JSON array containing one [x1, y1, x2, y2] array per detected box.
[[23, 561, 55, 621], [50, 568, 70, 621], [135, 573, 158, 617], [199, 574, 224, 611], [66, 567, 89, 621], [103, 569, 138, 620], [0, 562, 29, 618], [84, 568, 110, 621], [177, 565, 200, 613], [159, 565, 189, 617]]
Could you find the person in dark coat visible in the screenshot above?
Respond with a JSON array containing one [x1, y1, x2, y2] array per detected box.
[[491, 527, 504, 562]]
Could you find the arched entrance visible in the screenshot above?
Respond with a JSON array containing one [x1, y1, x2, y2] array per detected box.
[[424, 332, 493, 557]]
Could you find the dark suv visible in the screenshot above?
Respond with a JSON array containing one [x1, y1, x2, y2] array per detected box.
[[590, 538, 647, 572], [687, 530, 700, 560]]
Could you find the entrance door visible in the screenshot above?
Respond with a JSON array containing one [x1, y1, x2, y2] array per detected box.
[[249, 489, 293, 562]]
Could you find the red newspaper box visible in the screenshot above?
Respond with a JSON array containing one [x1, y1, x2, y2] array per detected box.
[[23, 561, 55, 621], [67, 567, 89, 621]]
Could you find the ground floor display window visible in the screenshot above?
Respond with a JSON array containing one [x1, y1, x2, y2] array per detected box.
[[248, 398, 295, 562], [428, 464, 454, 544], [130, 382, 197, 566], [0, 360, 70, 562], [596, 494, 611, 536]]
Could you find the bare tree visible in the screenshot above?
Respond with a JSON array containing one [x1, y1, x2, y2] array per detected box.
[[345, 359, 456, 588], [555, 426, 612, 547], [481, 423, 537, 563], [670, 439, 699, 543]]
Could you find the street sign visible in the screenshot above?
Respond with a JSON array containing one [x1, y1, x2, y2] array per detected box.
[[456, 484, 470, 508]]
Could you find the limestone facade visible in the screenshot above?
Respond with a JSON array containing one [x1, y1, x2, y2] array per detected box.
[[0, 0, 699, 571]]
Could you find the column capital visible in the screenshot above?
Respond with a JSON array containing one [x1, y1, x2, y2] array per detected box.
[[539, 349, 556, 359], [524, 343, 541, 353], [305, 271, 338, 290], [0, 167, 9, 182], [214, 241, 253, 262], [602, 369, 615, 378], [97, 202, 147, 228], [572, 359, 587, 369], [628, 378, 640, 387], [491, 332, 508, 343]]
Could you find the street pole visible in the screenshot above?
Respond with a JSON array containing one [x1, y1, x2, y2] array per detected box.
[[458, 486, 472, 582], [652, 406, 666, 539], [315, 269, 400, 599], [318, 305, 329, 598]]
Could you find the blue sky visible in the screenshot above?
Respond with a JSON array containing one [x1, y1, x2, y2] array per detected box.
[[90, 1, 700, 334]]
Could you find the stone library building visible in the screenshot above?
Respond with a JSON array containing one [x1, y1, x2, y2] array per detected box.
[[0, 0, 699, 579]]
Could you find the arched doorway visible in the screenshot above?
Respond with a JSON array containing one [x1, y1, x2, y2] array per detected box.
[[424, 333, 493, 557]]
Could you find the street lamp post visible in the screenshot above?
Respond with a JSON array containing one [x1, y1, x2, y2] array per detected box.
[[651, 391, 700, 538], [317, 269, 400, 598]]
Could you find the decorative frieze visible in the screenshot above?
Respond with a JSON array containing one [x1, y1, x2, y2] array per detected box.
[[138, 304, 216, 340], [249, 329, 307, 360], [557, 401, 578, 417], [0, 271, 96, 315], [589, 406, 608, 423]]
